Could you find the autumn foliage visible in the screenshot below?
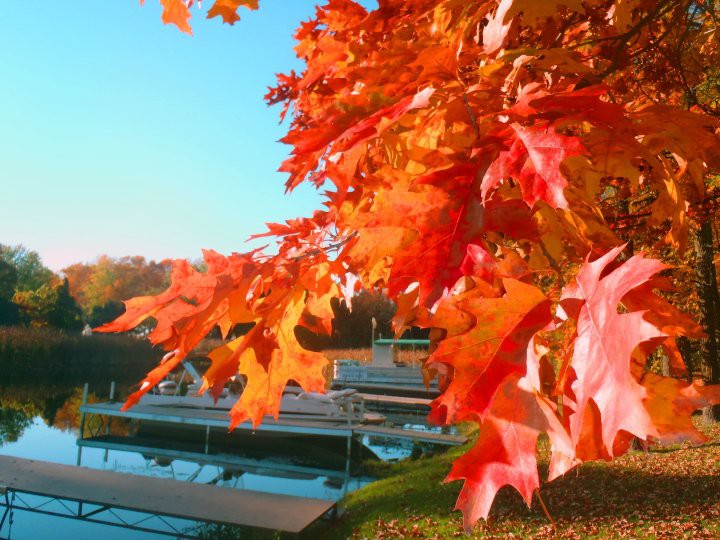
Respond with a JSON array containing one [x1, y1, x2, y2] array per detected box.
[[99, 0, 720, 529]]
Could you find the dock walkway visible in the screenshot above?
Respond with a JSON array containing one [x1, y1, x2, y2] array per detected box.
[[0, 455, 335, 535]]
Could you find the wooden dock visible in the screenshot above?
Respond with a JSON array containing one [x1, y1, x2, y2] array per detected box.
[[80, 402, 465, 446], [0, 455, 335, 534]]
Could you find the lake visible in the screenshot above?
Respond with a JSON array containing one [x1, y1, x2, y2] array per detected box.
[[0, 374, 439, 539]]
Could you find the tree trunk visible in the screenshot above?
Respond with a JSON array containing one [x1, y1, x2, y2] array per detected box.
[[693, 220, 720, 422]]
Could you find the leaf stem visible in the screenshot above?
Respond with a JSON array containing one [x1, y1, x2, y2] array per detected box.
[[536, 488, 556, 531]]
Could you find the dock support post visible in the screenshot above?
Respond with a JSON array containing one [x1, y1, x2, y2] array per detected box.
[[204, 425, 210, 454], [76, 383, 89, 466], [345, 400, 353, 477], [345, 435, 352, 471], [0, 489, 14, 536], [104, 381, 115, 463], [175, 367, 187, 396]]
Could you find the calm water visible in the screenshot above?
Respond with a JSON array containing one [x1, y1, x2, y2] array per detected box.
[[0, 379, 435, 539]]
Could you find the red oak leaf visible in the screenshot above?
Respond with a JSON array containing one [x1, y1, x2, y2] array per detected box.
[[560, 246, 667, 455], [446, 373, 574, 529], [642, 373, 720, 445], [428, 278, 552, 424], [483, 0, 513, 55], [482, 122, 584, 209]]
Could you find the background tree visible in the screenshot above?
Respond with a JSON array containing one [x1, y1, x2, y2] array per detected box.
[[0, 259, 17, 300], [87, 300, 126, 329], [0, 244, 54, 292], [331, 290, 396, 348], [0, 260, 20, 326], [63, 255, 171, 326], [14, 278, 83, 331]]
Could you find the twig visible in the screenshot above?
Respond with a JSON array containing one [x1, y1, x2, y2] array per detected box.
[[292, 231, 358, 261], [462, 92, 480, 139]]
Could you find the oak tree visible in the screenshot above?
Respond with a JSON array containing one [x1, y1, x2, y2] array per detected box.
[[101, 0, 720, 528]]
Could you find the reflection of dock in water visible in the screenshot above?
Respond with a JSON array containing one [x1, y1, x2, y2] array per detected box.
[[77, 434, 363, 481]]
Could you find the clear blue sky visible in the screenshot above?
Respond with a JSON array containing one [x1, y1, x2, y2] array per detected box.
[[0, 0, 330, 270]]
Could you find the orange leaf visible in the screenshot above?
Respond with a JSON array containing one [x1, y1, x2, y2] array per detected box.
[[159, 0, 192, 35], [207, 0, 259, 25]]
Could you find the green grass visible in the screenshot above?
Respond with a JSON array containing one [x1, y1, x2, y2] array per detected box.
[[314, 421, 720, 539], [193, 419, 720, 539]]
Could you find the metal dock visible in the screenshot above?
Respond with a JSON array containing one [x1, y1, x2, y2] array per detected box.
[[0, 455, 335, 538]]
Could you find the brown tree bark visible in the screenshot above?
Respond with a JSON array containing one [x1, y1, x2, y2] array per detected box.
[[693, 220, 720, 422]]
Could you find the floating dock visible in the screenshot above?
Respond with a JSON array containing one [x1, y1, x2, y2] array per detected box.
[[80, 402, 466, 447], [0, 455, 335, 537]]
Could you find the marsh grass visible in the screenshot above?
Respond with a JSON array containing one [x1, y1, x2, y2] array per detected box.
[[322, 347, 428, 366], [0, 326, 161, 384]]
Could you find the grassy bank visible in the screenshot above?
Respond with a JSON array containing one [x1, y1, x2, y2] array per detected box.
[[197, 421, 720, 539], [0, 326, 161, 384], [322, 421, 720, 539]]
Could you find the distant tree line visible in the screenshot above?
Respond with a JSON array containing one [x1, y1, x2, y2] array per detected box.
[[0, 244, 82, 330], [0, 245, 173, 332], [0, 244, 423, 347], [63, 255, 171, 328]]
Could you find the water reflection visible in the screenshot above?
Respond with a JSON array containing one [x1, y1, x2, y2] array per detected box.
[[0, 380, 444, 539], [0, 386, 71, 444], [77, 428, 375, 500], [0, 384, 129, 442], [0, 407, 33, 444]]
